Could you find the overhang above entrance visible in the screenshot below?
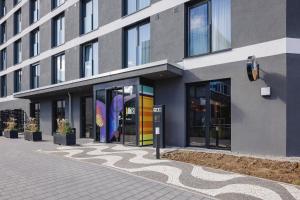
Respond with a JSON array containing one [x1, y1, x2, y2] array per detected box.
[[14, 60, 183, 99]]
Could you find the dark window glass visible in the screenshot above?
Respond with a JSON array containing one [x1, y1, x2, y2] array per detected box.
[[30, 0, 39, 23], [14, 0, 22, 5], [125, 22, 150, 68], [14, 39, 22, 64], [0, 75, 6, 97], [81, 41, 98, 77], [0, 0, 6, 17], [53, 14, 65, 46], [14, 9, 21, 35], [124, 0, 150, 15], [14, 69, 22, 92], [0, 22, 6, 44], [0, 48, 6, 71], [187, 0, 231, 57], [30, 102, 40, 129], [31, 64, 40, 89], [53, 100, 65, 131], [81, 0, 98, 34], [30, 29, 40, 57], [53, 53, 65, 83], [52, 0, 65, 9]]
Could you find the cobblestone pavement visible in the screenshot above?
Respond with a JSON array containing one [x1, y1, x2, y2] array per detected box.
[[38, 141, 300, 200], [0, 136, 214, 200]]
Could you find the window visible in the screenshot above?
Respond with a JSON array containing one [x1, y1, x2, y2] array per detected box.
[[31, 63, 40, 89], [125, 21, 150, 68], [53, 100, 65, 132], [124, 0, 150, 15], [0, 22, 6, 44], [14, 0, 22, 5], [187, 0, 231, 57], [0, 49, 6, 71], [53, 53, 65, 83], [30, 0, 39, 23], [0, 0, 5, 18], [52, 0, 65, 9], [81, 41, 98, 77], [14, 9, 22, 35], [53, 14, 65, 47], [14, 69, 22, 92], [30, 102, 40, 128], [14, 39, 22, 64], [0, 75, 6, 97], [30, 29, 40, 57], [81, 0, 98, 34]]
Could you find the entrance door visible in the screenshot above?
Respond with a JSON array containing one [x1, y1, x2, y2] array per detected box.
[[187, 79, 231, 150], [108, 87, 124, 143], [81, 97, 93, 138]]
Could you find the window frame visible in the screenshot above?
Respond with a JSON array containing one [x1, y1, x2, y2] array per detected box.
[[14, 69, 22, 93], [30, 63, 40, 89], [14, 9, 22, 35], [52, 0, 65, 10], [14, 39, 22, 64], [30, 0, 40, 24], [30, 28, 40, 57], [123, 0, 151, 16], [52, 13, 65, 47], [80, 0, 99, 35], [0, 48, 6, 71], [81, 40, 98, 78], [0, 21, 6, 44], [185, 0, 232, 58], [0, 0, 6, 18], [0, 75, 6, 97], [52, 53, 65, 84]]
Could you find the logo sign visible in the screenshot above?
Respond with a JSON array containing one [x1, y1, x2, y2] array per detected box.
[[247, 56, 259, 81], [153, 107, 162, 113]]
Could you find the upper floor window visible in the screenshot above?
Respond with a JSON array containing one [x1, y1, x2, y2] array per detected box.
[[14, 9, 22, 35], [53, 53, 65, 84], [52, 0, 65, 9], [30, 29, 40, 57], [14, 39, 22, 64], [14, 0, 21, 6], [125, 21, 150, 68], [0, 21, 6, 44], [0, 75, 6, 97], [31, 63, 40, 89], [0, 0, 6, 18], [0, 48, 6, 71], [187, 0, 231, 57], [30, 0, 40, 24], [14, 69, 22, 92], [81, 40, 98, 77], [81, 0, 98, 34], [53, 14, 65, 47], [124, 0, 150, 15]]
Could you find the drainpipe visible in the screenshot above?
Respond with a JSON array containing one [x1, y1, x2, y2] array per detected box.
[[68, 92, 72, 127]]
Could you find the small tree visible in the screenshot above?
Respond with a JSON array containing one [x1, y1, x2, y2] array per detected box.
[[4, 117, 17, 131], [25, 118, 39, 133], [56, 119, 72, 135]]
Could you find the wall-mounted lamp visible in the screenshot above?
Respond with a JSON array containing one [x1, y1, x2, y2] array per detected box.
[[247, 56, 259, 81]]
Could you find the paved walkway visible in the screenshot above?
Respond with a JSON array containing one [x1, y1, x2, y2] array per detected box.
[[38, 142, 300, 200], [0, 136, 214, 200]]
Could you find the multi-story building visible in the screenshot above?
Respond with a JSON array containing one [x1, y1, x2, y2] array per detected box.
[[0, 0, 299, 156]]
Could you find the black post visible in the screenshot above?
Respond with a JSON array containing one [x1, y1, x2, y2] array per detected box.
[[156, 133, 160, 159]]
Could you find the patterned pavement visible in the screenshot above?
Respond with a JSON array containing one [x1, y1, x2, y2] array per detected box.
[[39, 142, 300, 200]]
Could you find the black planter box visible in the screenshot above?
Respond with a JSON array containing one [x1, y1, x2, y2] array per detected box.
[[4, 130, 18, 138], [24, 131, 42, 141], [53, 133, 76, 146]]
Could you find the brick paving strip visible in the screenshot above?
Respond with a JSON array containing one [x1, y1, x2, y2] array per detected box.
[[0, 136, 214, 200], [36, 138, 300, 200]]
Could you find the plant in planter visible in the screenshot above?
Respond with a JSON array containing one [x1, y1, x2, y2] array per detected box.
[[53, 119, 76, 146], [4, 117, 18, 139], [24, 118, 42, 141]]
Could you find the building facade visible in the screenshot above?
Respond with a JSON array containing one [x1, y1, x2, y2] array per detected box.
[[0, 0, 299, 156]]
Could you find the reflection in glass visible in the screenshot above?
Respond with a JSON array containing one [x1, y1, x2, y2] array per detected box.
[[96, 90, 106, 143]]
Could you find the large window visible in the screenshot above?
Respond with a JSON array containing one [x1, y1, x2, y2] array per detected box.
[[30, 102, 40, 128], [81, 41, 98, 77], [14, 9, 21, 35], [0, 75, 6, 97], [0, 0, 6, 18], [30, 0, 39, 24], [53, 53, 65, 84], [14, 39, 22, 64], [0, 22, 5, 44], [53, 14, 65, 47], [81, 0, 98, 34], [0, 49, 6, 71], [53, 100, 65, 132], [187, 0, 231, 57], [30, 29, 40, 57], [14, 69, 22, 93], [125, 22, 150, 68], [124, 0, 150, 15], [14, 0, 22, 5], [31, 63, 40, 89], [52, 0, 65, 9]]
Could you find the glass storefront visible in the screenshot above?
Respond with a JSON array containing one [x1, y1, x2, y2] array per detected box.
[[187, 79, 231, 149], [94, 79, 154, 146]]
